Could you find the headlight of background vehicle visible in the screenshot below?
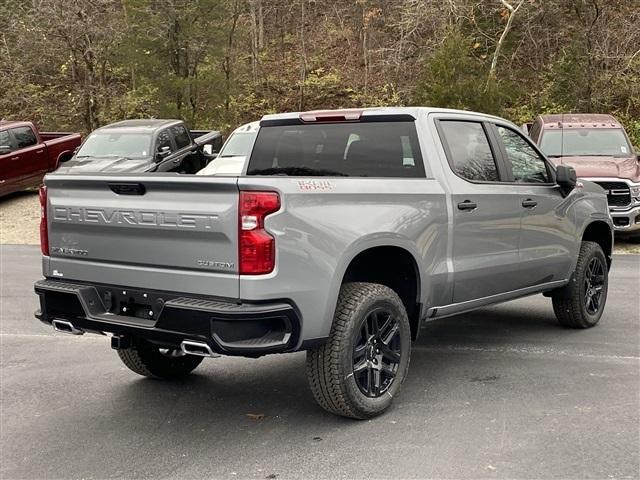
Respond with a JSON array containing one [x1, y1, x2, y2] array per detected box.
[[631, 185, 640, 198]]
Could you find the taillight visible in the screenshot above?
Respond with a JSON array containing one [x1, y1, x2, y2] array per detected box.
[[39, 185, 49, 256], [239, 191, 280, 275]]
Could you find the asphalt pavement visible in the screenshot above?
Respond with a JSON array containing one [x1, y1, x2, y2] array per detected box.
[[1, 245, 638, 479]]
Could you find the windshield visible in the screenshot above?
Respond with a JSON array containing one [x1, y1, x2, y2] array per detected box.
[[540, 129, 632, 157], [218, 131, 257, 158], [77, 132, 152, 159]]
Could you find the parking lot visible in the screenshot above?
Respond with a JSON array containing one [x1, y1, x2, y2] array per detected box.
[[1, 245, 638, 479]]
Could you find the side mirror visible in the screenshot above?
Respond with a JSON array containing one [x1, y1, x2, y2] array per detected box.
[[0, 145, 11, 155], [556, 165, 577, 194], [156, 146, 171, 161]]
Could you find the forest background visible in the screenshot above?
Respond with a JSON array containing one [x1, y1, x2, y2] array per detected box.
[[1, 0, 639, 146]]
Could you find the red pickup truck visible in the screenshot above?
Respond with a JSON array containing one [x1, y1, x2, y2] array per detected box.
[[0, 120, 81, 197]]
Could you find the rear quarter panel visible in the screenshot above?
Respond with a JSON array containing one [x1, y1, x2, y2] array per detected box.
[[237, 176, 449, 344]]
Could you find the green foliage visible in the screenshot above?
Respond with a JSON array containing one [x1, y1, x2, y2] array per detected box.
[[413, 29, 505, 115], [615, 113, 640, 150], [0, 0, 638, 142]]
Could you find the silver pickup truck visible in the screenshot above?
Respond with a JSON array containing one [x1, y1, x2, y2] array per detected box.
[[34, 107, 613, 419]]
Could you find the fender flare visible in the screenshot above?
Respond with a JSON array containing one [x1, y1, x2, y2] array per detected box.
[[320, 234, 425, 336]]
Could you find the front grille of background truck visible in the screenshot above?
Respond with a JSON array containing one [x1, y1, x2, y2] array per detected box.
[[594, 181, 631, 207]]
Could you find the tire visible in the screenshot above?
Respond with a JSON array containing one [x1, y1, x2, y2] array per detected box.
[[306, 282, 411, 419], [552, 241, 608, 328], [117, 338, 203, 379]]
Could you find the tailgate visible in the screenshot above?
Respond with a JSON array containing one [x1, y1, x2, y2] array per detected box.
[[44, 174, 239, 299]]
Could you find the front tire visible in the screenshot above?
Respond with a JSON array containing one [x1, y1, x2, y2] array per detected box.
[[306, 282, 411, 419], [118, 338, 203, 379], [552, 241, 608, 328]]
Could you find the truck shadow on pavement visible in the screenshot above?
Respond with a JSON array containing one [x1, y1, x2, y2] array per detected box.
[[98, 300, 570, 428]]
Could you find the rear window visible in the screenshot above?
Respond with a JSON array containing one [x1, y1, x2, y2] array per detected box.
[[247, 121, 425, 177]]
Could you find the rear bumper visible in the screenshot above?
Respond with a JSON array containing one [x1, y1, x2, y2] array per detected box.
[[34, 279, 301, 356], [610, 205, 640, 233]]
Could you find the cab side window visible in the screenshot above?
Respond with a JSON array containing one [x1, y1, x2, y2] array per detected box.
[[438, 120, 500, 182], [156, 128, 174, 153], [171, 125, 191, 150], [11, 126, 37, 149], [496, 126, 550, 184]]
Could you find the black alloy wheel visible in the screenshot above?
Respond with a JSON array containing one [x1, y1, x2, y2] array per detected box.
[[584, 257, 605, 315], [552, 241, 608, 329], [306, 282, 411, 419], [352, 308, 402, 398]]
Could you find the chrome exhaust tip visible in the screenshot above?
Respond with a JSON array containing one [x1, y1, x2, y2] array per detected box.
[[52, 319, 84, 335], [180, 340, 218, 357]]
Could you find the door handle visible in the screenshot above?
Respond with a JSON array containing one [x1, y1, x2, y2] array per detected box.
[[522, 199, 538, 209], [10, 156, 19, 161], [35, 149, 44, 154], [457, 200, 477, 211]]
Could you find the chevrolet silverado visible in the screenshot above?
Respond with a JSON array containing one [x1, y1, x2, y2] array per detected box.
[[35, 107, 613, 419]]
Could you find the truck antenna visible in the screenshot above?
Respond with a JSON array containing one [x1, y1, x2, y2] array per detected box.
[[560, 113, 564, 159]]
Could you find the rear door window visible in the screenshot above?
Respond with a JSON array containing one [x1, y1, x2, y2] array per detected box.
[[438, 120, 499, 182], [247, 121, 425, 177], [10, 126, 37, 149]]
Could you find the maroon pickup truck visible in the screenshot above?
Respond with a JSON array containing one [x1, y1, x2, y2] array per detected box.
[[0, 120, 81, 197], [526, 114, 640, 236]]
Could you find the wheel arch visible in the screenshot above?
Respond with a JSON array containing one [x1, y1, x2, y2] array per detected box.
[[581, 220, 613, 269], [331, 238, 424, 340]]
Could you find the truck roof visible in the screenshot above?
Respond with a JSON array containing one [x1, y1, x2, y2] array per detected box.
[[0, 120, 33, 129], [539, 114, 621, 129], [100, 119, 182, 132], [261, 107, 507, 124]]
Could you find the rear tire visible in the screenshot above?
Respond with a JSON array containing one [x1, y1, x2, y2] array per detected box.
[[306, 282, 411, 419], [118, 338, 203, 379], [552, 241, 608, 328]]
